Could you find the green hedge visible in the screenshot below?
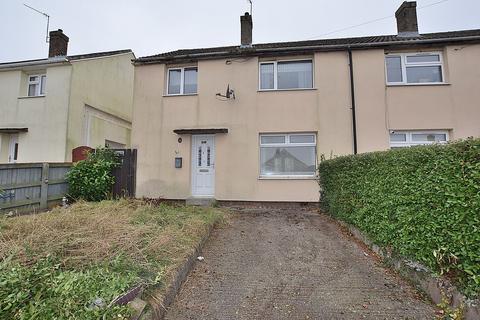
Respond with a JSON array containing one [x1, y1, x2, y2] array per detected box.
[[318, 138, 480, 297]]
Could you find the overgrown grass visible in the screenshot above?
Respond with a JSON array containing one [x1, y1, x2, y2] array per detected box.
[[0, 200, 226, 319]]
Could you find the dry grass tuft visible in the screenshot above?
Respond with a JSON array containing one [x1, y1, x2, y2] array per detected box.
[[0, 199, 225, 274]]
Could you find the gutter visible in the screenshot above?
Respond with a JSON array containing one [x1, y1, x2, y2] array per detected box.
[[134, 35, 480, 65], [0, 56, 69, 71], [347, 48, 358, 155]]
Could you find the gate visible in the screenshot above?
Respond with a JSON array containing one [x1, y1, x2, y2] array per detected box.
[[111, 149, 137, 198]]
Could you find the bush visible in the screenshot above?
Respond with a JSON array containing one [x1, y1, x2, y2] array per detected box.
[[318, 138, 480, 297], [66, 148, 119, 201]]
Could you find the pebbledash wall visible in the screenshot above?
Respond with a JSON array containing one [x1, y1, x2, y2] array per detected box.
[[131, 43, 480, 202]]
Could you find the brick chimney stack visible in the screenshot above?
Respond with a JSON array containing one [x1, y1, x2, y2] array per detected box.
[[240, 12, 253, 47], [395, 1, 419, 37], [48, 29, 69, 57]]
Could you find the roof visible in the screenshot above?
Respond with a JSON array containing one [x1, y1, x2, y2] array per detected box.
[[0, 128, 28, 133], [67, 49, 133, 61], [135, 29, 480, 64], [0, 49, 133, 70]]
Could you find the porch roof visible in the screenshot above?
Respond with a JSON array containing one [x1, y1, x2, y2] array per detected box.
[[0, 128, 28, 133], [173, 128, 228, 135]]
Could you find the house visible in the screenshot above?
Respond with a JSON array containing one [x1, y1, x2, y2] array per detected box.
[[0, 29, 134, 163], [131, 1, 480, 203]]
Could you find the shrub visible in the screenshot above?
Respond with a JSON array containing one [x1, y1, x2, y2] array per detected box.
[[318, 138, 480, 297], [66, 148, 119, 201]]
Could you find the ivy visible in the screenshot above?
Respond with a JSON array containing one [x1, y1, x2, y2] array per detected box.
[[318, 138, 480, 298]]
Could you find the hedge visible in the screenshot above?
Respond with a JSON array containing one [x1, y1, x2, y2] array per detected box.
[[318, 138, 480, 298]]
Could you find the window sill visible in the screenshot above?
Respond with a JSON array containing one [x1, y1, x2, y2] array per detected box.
[[258, 88, 317, 93], [386, 83, 450, 87], [18, 95, 46, 99], [163, 93, 198, 97], [258, 175, 317, 180]]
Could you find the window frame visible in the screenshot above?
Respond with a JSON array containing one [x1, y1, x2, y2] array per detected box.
[[258, 59, 314, 91], [389, 130, 449, 148], [385, 52, 445, 85], [259, 133, 317, 179], [166, 66, 198, 96], [27, 74, 47, 97]]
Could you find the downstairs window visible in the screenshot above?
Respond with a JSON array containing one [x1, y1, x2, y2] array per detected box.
[[389, 130, 449, 148], [259, 133, 317, 177]]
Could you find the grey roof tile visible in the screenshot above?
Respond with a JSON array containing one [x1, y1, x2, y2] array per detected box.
[[136, 29, 480, 63]]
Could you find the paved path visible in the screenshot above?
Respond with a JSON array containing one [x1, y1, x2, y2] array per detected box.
[[166, 209, 436, 319]]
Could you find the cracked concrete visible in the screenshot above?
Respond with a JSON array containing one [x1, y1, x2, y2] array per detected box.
[[165, 209, 436, 319]]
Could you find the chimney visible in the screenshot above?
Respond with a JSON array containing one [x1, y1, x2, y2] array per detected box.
[[395, 1, 419, 37], [48, 29, 69, 57], [240, 12, 253, 47]]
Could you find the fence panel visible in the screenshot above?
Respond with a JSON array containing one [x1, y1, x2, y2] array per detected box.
[[0, 163, 71, 214]]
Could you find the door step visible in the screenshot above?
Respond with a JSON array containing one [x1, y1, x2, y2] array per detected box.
[[186, 197, 216, 207]]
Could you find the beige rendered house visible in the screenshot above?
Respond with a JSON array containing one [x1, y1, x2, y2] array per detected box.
[[0, 30, 134, 163], [132, 1, 480, 203]]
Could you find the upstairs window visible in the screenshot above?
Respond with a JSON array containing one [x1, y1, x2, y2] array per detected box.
[[390, 130, 448, 148], [259, 60, 313, 90], [28, 74, 46, 96], [386, 52, 444, 85], [167, 67, 197, 95], [259, 133, 317, 177]]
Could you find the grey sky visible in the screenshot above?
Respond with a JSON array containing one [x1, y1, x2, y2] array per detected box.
[[1, 0, 479, 62]]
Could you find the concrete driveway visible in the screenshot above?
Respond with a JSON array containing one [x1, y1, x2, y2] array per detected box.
[[166, 208, 436, 319]]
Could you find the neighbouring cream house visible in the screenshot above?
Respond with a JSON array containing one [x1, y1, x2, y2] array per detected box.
[[0, 29, 134, 163], [132, 1, 480, 203]]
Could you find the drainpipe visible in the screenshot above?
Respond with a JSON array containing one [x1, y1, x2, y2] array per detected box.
[[348, 48, 358, 154]]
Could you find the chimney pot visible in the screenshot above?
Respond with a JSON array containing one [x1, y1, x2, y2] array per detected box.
[[395, 1, 419, 37], [48, 29, 69, 58], [240, 12, 253, 47]]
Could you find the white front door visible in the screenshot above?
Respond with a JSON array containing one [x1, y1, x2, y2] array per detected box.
[[8, 134, 19, 163], [191, 135, 215, 196]]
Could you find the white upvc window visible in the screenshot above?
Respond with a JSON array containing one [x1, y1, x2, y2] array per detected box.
[[259, 133, 317, 178], [389, 130, 449, 148], [385, 52, 445, 85], [259, 60, 313, 91], [28, 74, 46, 96], [166, 66, 198, 95]]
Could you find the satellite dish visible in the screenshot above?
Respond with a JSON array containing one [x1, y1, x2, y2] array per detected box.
[[226, 84, 231, 99], [216, 84, 235, 100]]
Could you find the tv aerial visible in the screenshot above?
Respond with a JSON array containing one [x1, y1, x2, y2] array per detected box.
[[23, 3, 50, 43]]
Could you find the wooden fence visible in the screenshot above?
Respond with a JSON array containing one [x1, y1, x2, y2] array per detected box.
[[111, 149, 137, 198], [0, 163, 71, 214], [0, 149, 137, 214]]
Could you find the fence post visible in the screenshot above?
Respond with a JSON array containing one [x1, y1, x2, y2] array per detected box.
[[40, 163, 49, 210]]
